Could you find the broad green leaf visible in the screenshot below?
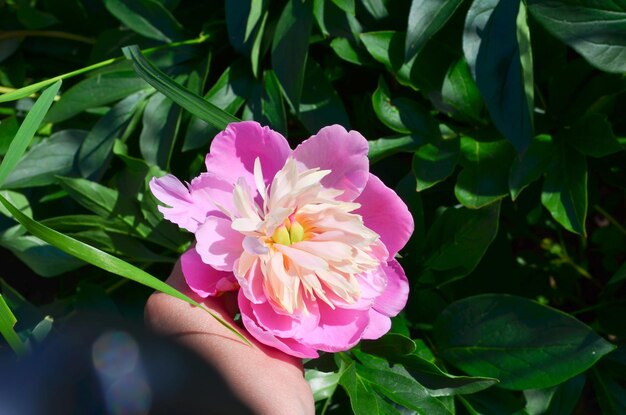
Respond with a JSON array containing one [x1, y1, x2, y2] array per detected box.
[[528, 0, 626, 73], [0, 116, 19, 156], [305, 369, 342, 402], [104, 0, 185, 42], [420, 203, 500, 286], [524, 374, 585, 415], [464, 0, 533, 154], [541, 144, 588, 236], [331, 0, 355, 14], [413, 136, 459, 192], [0, 190, 32, 219], [0, 81, 61, 187], [339, 362, 402, 415], [361, 333, 417, 358], [140, 93, 182, 168], [0, 234, 85, 277], [243, 70, 287, 135], [455, 135, 514, 208], [0, 194, 250, 345], [330, 38, 375, 66], [0, 294, 26, 357], [360, 31, 413, 86], [372, 77, 439, 137], [299, 59, 350, 133], [368, 135, 425, 164], [509, 134, 554, 200], [182, 64, 254, 151], [271, 0, 313, 111], [78, 91, 150, 179], [433, 294, 616, 390], [592, 365, 626, 415], [45, 72, 149, 123], [567, 114, 624, 158], [441, 57, 484, 123], [3, 130, 84, 189], [123, 45, 240, 131], [405, 0, 463, 60]]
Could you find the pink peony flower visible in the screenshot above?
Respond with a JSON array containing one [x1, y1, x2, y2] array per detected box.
[[150, 121, 413, 358]]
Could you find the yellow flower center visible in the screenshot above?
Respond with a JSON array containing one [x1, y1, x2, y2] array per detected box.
[[271, 217, 305, 246]]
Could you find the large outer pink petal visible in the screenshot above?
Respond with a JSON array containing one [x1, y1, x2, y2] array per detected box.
[[292, 125, 369, 202], [180, 248, 237, 298], [195, 216, 244, 272], [249, 300, 319, 338], [150, 173, 233, 233], [373, 259, 409, 317], [238, 291, 319, 358], [354, 174, 414, 257], [299, 301, 370, 352], [361, 309, 392, 340], [205, 121, 291, 191]]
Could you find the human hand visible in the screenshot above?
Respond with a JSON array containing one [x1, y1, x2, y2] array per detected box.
[[144, 261, 315, 415]]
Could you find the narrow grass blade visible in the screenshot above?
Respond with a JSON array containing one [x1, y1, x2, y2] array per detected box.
[[0, 195, 252, 346], [0, 294, 27, 357], [0, 81, 62, 187], [123, 45, 240, 130]]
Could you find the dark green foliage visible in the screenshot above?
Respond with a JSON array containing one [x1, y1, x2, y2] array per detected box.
[[0, 0, 625, 413]]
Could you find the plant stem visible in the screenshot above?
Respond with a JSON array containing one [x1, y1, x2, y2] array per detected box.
[[594, 204, 626, 237], [0, 30, 96, 44]]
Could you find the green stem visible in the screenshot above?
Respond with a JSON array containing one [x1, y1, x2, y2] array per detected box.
[[0, 30, 96, 44], [571, 298, 626, 316]]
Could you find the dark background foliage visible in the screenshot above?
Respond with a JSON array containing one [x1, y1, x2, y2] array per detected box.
[[0, 0, 625, 413]]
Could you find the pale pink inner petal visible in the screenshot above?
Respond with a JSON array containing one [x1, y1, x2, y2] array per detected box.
[[292, 125, 370, 201], [195, 216, 244, 272], [361, 309, 392, 340], [354, 174, 414, 257]]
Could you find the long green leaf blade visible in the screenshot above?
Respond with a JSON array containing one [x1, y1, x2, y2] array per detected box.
[[0, 81, 61, 187], [0, 294, 27, 357], [123, 45, 240, 130], [0, 194, 251, 346]]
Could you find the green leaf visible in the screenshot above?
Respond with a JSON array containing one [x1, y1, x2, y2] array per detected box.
[[330, 38, 375, 66], [243, 70, 288, 135], [433, 294, 616, 390], [331, 0, 355, 15], [0, 294, 27, 357], [123, 45, 240, 131], [271, 0, 313, 111], [372, 77, 439, 137], [78, 91, 150, 179], [405, 0, 463, 61], [509, 134, 554, 200], [361, 333, 417, 358], [528, 0, 626, 73], [591, 365, 626, 415], [566, 113, 624, 158], [140, 93, 182, 168], [360, 31, 413, 86], [299, 59, 351, 133], [45, 72, 149, 123], [368, 135, 425, 164], [541, 144, 588, 236], [40, 214, 131, 235], [305, 369, 342, 402], [413, 136, 459, 192], [420, 203, 500, 286], [104, 0, 185, 42], [0, 234, 85, 277], [339, 362, 402, 415], [72, 230, 174, 263], [524, 374, 585, 415], [0, 190, 32, 219], [0, 116, 19, 156], [455, 135, 514, 208], [0, 194, 251, 345], [3, 130, 84, 189], [464, 0, 534, 154], [0, 81, 61, 187], [441, 57, 484, 123]]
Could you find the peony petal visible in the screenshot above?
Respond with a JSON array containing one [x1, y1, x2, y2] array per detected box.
[[150, 173, 234, 232], [238, 291, 319, 358], [354, 174, 414, 257], [195, 216, 244, 272], [360, 309, 392, 340], [292, 125, 369, 202], [299, 301, 370, 352], [249, 299, 319, 338], [373, 259, 409, 317], [235, 255, 266, 304], [180, 248, 238, 297], [205, 121, 291, 192]]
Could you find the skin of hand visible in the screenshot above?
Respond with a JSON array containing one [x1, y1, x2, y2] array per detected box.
[[144, 261, 315, 415]]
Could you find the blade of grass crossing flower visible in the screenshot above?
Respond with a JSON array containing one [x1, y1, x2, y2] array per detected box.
[[0, 195, 252, 347], [123, 45, 240, 130], [0, 81, 61, 187], [0, 294, 27, 357]]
